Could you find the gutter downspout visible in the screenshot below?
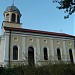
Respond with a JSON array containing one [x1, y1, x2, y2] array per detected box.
[[9, 30, 11, 67]]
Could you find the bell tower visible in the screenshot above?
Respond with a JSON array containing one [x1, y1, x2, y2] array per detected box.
[[2, 4, 22, 31]]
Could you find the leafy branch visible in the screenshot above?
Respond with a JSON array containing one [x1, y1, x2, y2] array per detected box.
[[52, 0, 75, 19]]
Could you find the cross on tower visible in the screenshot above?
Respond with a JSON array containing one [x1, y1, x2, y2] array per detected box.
[[12, 0, 14, 5]]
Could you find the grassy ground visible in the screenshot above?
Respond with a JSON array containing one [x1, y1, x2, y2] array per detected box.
[[0, 64, 75, 75]]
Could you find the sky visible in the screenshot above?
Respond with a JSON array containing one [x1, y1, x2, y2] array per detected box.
[[0, 0, 74, 35]]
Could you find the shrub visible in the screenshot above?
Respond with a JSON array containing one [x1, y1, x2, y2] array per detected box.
[[0, 64, 75, 75]]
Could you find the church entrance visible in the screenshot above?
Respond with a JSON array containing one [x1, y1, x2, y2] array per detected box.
[[28, 47, 34, 66]]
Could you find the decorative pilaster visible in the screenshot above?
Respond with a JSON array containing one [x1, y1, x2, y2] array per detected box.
[[72, 49, 75, 63], [63, 40, 67, 62], [4, 33, 9, 66], [22, 36, 26, 64], [50, 39, 54, 63], [37, 37, 41, 65]]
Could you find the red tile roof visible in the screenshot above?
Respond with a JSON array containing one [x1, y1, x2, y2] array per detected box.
[[4, 27, 75, 38]]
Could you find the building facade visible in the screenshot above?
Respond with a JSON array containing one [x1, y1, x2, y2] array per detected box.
[[0, 5, 75, 67]]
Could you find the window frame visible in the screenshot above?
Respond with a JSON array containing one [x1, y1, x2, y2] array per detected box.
[[57, 48, 61, 60], [5, 13, 9, 21], [69, 49, 74, 63], [12, 45, 19, 60], [43, 47, 48, 60]]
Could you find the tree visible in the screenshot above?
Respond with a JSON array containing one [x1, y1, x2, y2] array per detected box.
[[53, 0, 75, 19]]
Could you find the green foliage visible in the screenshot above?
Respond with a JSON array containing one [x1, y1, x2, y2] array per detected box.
[[0, 64, 75, 75], [53, 0, 75, 19]]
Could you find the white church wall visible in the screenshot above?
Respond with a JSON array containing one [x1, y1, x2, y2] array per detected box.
[[0, 36, 5, 66], [65, 39, 75, 63], [4, 33, 9, 66], [2, 30, 75, 66], [10, 34, 22, 60], [21, 33, 75, 65]]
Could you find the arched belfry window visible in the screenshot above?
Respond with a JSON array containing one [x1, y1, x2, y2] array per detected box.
[[5, 14, 9, 21], [17, 15, 20, 23], [12, 13, 16, 22], [57, 48, 61, 60], [43, 47, 48, 60], [13, 46, 18, 60], [69, 49, 74, 63]]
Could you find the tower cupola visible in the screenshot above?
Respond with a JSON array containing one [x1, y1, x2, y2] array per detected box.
[[4, 4, 21, 23], [2, 5, 22, 34]]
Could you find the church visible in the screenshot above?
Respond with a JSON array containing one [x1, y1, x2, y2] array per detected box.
[[0, 4, 75, 67]]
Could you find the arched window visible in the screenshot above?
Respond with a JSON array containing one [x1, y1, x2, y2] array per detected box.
[[13, 46, 18, 60], [57, 48, 61, 60], [28, 47, 34, 65], [69, 49, 74, 63], [5, 14, 9, 21], [43, 47, 48, 60], [17, 15, 20, 23], [11, 13, 16, 22]]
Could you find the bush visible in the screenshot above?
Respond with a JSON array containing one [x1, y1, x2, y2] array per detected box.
[[0, 64, 75, 75]]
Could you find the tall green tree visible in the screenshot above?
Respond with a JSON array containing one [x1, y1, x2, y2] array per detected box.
[[53, 0, 75, 19]]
